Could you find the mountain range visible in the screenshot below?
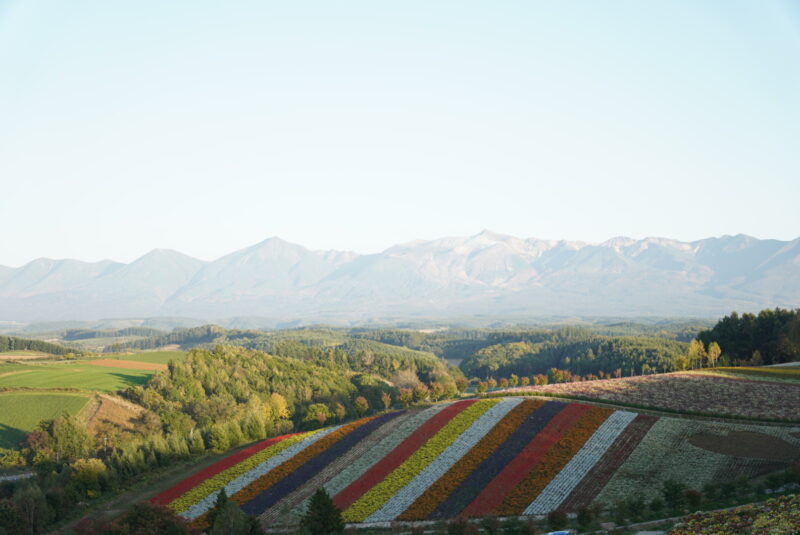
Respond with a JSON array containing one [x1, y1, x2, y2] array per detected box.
[[1, 231, 798, 322]]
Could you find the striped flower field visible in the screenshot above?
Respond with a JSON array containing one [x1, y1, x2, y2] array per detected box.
[[150, 398, 800, 529]]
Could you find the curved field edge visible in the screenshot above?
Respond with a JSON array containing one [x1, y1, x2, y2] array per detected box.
[[489, 372, 800, 423], [0, 391, 91, 448], [151, 398, 800, 529], [482, 390, 800, 424]]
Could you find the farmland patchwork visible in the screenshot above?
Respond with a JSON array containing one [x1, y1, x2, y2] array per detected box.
[[151, 398, 800, 528]]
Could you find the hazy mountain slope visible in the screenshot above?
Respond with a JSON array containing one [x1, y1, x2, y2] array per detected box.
[[163, 238, 357, 317], [0, 251, 205, 319], [0, 258, 121, 298], [75, 249, 207, 317], [0, 232, 797, 320]]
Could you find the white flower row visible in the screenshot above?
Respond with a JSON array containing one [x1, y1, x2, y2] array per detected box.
[[366, 398, 524, 522], [262, 413, 414, 525], [292, 403, 452, 514], [524, 410, 637, 515], [181, 426, 340, 520]]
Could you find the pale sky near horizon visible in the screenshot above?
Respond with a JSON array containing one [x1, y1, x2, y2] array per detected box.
[[1, 1, 799, 267]]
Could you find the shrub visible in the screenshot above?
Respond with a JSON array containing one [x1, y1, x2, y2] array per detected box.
[[547, 509, 568, 531]]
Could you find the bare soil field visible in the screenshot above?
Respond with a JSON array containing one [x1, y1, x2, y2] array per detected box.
[[688, 430, 800, 461], [82, 394, 147, 449]]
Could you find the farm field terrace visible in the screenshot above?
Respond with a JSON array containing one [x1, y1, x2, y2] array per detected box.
[[151, 397, 800, 530], [0, 391, 91, 448], [497, 369, 800, 421]]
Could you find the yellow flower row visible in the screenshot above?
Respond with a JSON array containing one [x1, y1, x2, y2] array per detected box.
[[399, 399, 543, 520], [343, 399, 498, 523], [167, 431, 314, 513], [231, 417, 374, 505]]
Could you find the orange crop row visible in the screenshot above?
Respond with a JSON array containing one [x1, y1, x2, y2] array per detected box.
[[399, 400, 543, 520], [496, 406, 612, 515], [231, 417, 375, 505]]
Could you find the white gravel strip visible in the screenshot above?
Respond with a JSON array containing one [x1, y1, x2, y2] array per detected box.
[[181, 426, 340, 520], [524, 410, 637, 515], [365, 398, 523, 522], [292, 403, 451, 515]]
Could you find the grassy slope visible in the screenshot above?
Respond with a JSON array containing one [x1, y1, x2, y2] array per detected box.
[[0, 391, 91, 448], [0, 361, 152, 391]]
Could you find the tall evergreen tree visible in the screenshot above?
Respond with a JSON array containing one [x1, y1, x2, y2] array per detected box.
[[206, 488, 229, 529], [300, 488, 344, 535]]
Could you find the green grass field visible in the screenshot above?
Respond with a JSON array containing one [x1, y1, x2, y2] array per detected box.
[[0, 350, 51, 356], [0, 363, 39, 374], [0, 391, 91, 448], [111, 351, 186, 365], [0, 361, 153, 391]]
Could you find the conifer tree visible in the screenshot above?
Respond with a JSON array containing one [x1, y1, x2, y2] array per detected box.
[[300, 488, 344, 535], [206, 488, 229, 529]]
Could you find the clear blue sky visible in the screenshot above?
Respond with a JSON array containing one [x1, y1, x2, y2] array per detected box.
[[1, 1, 799, 266]]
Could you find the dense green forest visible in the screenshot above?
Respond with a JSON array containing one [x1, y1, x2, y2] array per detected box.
[[109, 326, 462, 389], [697, 308, 800, 365], [0, 335, 77, 356], [126, 344, 462, 442], [107, 324, 230, 351], [460, 332, 688, 379]]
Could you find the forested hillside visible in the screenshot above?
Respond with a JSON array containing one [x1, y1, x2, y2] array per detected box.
[[110, 326, 462, 390], [460, 333, 687, 379], [125, 345, 464, 452], [697, 308, 800, 365]]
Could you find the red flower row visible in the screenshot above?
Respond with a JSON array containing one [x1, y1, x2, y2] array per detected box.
[[496, 406, 612, 515], [149, 432, 299, 506], [461, 403, 591, 517], [333, 400, 476, 511], [399, 400, 543, 520]]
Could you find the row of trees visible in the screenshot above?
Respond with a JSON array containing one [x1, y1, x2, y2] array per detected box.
[[684, 339, 722, 369], [0, 335, 77, 356], [63, 326, 165, 341], [473, 367, 629, 392]]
